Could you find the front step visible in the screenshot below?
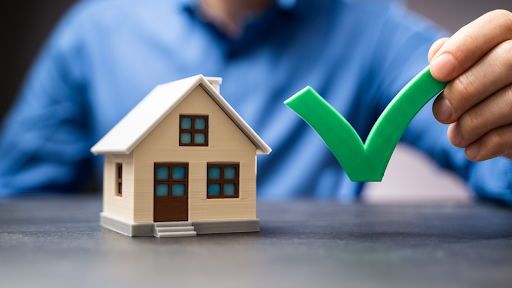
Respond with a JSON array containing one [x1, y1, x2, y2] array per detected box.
[[157, 226, 195, 233], [158, 231, 197, 237], [154, 221, 197, 238]]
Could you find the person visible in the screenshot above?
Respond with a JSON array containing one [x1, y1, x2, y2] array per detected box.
[[0, 0, 511, 204]]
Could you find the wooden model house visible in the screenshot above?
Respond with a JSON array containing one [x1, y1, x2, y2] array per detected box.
[[91, 75, 271, 237]]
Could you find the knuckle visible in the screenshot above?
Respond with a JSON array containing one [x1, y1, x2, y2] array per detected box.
[[485, 134, 501, 157], [493, 40, 512, 68], [495, 9, 512, 37], [489, 9, 512, 28], [460, 110, 482, 135], [487, 128, 510, 153], [490, 9, 512, 23], [478, 126, 512, 160], [454, 29, 477, 54], [494, 131, 507, 148], [489, 9, 512, 20], [450, 73, 478, 108], [504, 85, 512, 107]]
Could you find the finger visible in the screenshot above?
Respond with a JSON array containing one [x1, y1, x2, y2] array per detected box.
[[433, 39, 512, 123], [428, 37, 449, 63], [430, 9, 512, 82], [447, 84, 512, 147], [465, 123, 512, 162]]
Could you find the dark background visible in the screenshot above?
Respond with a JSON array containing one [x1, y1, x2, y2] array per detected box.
[[1, 0, 512, 123]]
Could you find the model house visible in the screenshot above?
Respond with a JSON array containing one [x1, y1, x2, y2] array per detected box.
[[91, 75, 271, 237]]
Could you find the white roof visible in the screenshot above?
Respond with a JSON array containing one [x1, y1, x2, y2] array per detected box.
[[91, 75, 271, 155]]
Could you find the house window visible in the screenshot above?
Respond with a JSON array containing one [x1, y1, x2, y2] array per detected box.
[[154, 163, 188, 197], [179, 115, 208, 146], [116, 163, 122, 197], [207, 163, 239, 199]]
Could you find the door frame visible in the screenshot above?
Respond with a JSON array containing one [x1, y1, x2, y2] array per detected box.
[[153, 162, 189, 222]]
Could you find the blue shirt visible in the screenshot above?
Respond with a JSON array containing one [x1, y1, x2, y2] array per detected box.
[[1, 0, 511, 204]]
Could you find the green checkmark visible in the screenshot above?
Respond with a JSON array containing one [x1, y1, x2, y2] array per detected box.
[[284, 66, 448, 182]]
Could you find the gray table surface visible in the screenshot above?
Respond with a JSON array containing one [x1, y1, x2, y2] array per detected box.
[[1, 194, 512, 288]]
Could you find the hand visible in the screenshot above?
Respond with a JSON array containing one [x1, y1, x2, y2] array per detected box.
[[429, 10, 512, 162]]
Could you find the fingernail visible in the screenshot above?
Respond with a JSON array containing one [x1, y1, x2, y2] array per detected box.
[[432, 54, 457, 79], [433, 96, 452, 122], [466, 142, 480, 160], [448, 122, 462, 146]]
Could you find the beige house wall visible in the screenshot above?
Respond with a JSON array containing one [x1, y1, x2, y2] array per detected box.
[[132, 85, 257, 223], [103, 153, 135, 222]]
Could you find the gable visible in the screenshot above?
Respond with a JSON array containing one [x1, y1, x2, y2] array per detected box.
[[90, 75, 271, 155], [134, 86, 256, 154]]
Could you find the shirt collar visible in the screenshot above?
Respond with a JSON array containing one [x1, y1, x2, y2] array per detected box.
[[181, 0, 303, 18]]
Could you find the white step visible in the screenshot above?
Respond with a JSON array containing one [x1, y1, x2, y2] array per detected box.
[[157, 231, 197, 238], [155, 221, 192, 228], [156, 226, 195, 233]]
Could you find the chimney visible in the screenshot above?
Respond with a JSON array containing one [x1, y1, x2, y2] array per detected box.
[[205, 77, 222, 93]]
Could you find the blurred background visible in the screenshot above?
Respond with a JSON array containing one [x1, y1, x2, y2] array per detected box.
[[1, 0, 511, 203]]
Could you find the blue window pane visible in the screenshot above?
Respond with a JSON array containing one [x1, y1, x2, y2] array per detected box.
[[119, 183, 122, 195], [195, 118, 206, 129], [156, 167, 169, 180], [224, 183, 236, 196], [156, 184, 169, 196], [209, 167, 221, 179], [181, 133, 191, 144], [208, 183, 220, 196], [172, 167, 186, 179], [194, 133, 205, 144], [181, 118, 192, 129], [224, 167, 236, 179], [172, 184, 185, 196]]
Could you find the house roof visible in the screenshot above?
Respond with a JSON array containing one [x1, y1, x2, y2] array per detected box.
[[91, 75, 272, 155]]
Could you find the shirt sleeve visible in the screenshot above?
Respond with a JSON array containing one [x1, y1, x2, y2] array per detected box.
[[0, 4, 93, 196], [370, 4, 512, 205]]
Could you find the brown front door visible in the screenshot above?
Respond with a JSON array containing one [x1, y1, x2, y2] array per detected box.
[[154, 163, 189, 222]]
